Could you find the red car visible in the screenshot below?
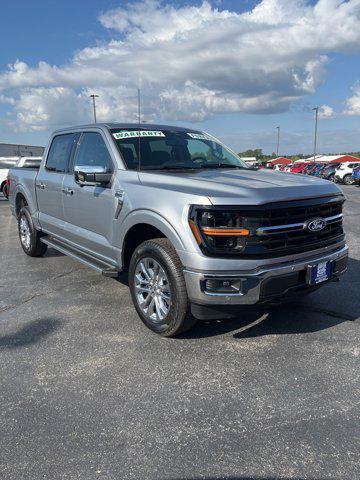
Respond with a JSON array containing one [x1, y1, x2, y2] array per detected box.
[[290, 162, 308, 173], [279, 164, 289, 171]]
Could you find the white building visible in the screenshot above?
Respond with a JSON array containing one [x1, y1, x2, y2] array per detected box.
[[0, 143, 44, 157], [239, 156, 257, 166]]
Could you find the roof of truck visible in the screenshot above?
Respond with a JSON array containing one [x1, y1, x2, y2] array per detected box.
[[54, 123, 203, 134], [106, 123, 201, 132]]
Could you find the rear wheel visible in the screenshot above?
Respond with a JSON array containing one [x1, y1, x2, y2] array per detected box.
[[18, 206, 48, 257], [1, 182, 8, 199], [343, 174, 355, 185], [129, 238, 196, 337]]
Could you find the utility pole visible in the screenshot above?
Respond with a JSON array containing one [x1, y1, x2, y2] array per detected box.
[[90, 94, 99, 123], [312, 106, 319, 161], [138, 88, 141, 125], [276, 126, 280, 157]]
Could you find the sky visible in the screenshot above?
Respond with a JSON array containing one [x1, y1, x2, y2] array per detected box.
[[0, 0, 360, 155]]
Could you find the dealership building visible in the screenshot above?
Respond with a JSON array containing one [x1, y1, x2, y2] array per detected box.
[[0, 142, 44, 157]]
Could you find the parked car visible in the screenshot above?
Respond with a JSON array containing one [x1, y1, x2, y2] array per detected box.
[[312, 163, 328, 177], [319, 163, 341, 182], [302, 163, 317, 175], [351, 165, 360, 185], [290, 162, 308, 174], [278, 164, 291, 172], [0, 156, 42, 199], [8, 123, 348, 336], [0, 157, 21, 199], [16, 156, 43, 169], [334, 161, 360, 185]]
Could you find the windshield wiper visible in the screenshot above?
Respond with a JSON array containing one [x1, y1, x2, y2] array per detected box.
[[144, 165, 202, 171], [198, 163, 245, 169], [142, 163, 247, 171]]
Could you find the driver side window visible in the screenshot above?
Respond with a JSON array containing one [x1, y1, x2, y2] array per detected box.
[[74, 132, 113, 172]]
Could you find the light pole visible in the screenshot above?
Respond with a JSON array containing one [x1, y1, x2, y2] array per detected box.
[[276, 126, 280, 157], [90, 94, 99, 123], [312, 106, 319, 161], [138, 88, 141, 125]]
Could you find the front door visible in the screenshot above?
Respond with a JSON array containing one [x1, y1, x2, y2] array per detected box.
[[61, 131, 117, 263]]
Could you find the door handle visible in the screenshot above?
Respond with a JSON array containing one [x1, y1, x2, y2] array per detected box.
[[61, 188, 74, 196], [36, 183, 46, 190]]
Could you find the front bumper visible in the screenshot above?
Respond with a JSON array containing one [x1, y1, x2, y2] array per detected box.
[[183, 245, 348, 307]]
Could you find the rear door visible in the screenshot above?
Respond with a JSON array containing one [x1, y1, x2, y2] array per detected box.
[[36, 133, 79, 237], [61, 131, 117, 262]]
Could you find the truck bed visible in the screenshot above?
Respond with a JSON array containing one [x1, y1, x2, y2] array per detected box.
[[8, 167, 39, 216]]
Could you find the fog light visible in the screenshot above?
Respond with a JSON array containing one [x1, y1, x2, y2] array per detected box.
[[204, 278, 242, 294]]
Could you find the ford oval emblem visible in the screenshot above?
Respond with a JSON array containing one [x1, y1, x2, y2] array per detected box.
[[306, 218, 326, 232]]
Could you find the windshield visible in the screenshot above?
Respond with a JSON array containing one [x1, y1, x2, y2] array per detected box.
[[110, 129, 248, 171]]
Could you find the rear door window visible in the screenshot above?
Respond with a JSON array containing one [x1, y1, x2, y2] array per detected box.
[[46, 133, 79, 172]]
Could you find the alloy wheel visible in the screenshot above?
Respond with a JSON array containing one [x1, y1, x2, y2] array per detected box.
[[19, 215, 31, 250], [134, 257, 171, 324], [344, 175, 355, 185]]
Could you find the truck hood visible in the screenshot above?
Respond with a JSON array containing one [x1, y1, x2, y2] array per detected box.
[[139, 168, 343, 205]]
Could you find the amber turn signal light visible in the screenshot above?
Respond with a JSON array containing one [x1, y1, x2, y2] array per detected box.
[[189, 219, 202, 245], [201, 227, 250, 237]]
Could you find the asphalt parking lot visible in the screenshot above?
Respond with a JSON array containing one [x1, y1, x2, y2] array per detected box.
[[0, 187, 359, 480]]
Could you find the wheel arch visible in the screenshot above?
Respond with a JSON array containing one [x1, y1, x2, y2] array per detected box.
[[15, 192, 29, 217], [120, 210, 185, 270]]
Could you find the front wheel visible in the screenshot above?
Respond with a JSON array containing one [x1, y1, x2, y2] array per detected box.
[[343, 174, 355, 185], [129, 238, 196, 337], [18, 207, 48, 257]]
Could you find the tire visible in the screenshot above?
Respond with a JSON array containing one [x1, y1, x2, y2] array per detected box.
[[18, 206, 48, 257], [1, 182, 8, 200], [129, 238, 197, 337], [343, 174, 355, 185]]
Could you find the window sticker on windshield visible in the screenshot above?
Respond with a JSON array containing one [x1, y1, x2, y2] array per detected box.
[[187, 133, 211, 140], [113, 130, 165, 140]]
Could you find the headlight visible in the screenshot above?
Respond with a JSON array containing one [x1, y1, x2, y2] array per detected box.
[[189, 206, 250, 255]]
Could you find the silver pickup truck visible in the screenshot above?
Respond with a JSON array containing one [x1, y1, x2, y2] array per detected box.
[[8, 123, 348, 336]]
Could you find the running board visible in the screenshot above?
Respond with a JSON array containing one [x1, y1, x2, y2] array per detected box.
[[41, 237, 121, 278]]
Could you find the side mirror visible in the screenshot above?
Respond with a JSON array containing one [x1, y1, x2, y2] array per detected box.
[[74, 165, 112, 187]]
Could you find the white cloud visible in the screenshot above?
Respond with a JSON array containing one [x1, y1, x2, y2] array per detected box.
[[1, 0, 360, 130], [318, 104, 334, 119], [344, 84, 360, 115], [12, 88, 90, 132], [0, 94, 15, 105]]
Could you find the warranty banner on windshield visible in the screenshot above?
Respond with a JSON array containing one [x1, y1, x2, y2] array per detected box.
[[113, 131, 165, 140]]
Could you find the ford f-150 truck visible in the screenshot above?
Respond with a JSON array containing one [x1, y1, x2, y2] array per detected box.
[[8, 124, 348, 336]]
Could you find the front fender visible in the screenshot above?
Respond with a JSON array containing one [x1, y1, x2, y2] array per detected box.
[[118, 209, 186, 252]]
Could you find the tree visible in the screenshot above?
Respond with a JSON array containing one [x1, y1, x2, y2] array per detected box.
[[238, 149, 263, 160]]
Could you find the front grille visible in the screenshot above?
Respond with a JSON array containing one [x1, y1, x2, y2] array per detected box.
[[198, 196, 345, 258], [242, 196, 345, 257]]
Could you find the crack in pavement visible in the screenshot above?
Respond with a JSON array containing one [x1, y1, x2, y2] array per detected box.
[[0, 292, 52, 314], [0, 278, 109, 316], [51, 268, 81, 280]]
